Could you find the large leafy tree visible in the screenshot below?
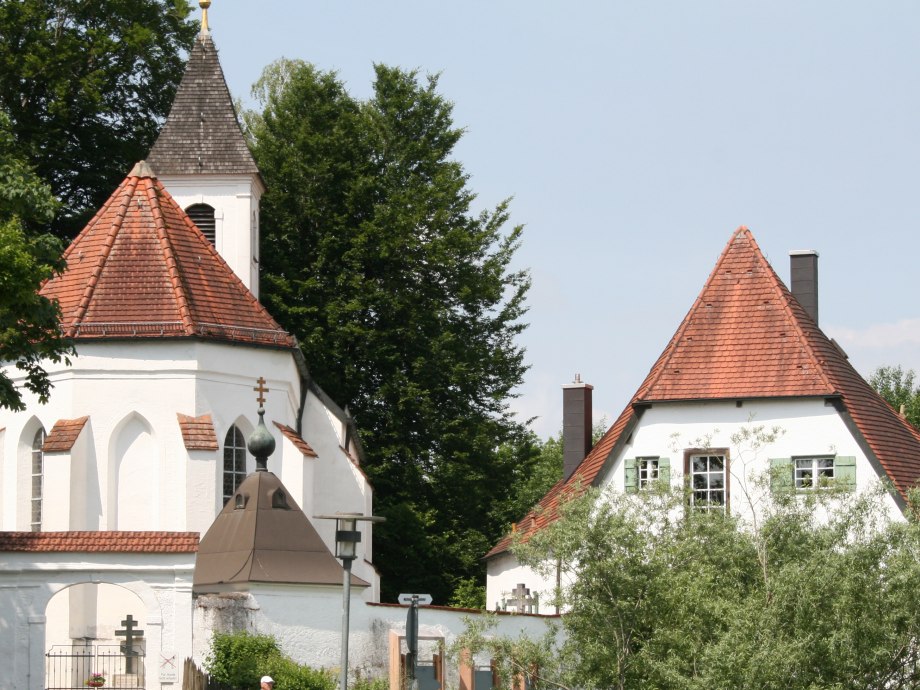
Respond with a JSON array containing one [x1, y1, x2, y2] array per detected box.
[[248, 60, 531, 604], [0, 111, 72, 410], [460, 485, 920, 690], [0, 0, 197, 237], [869, 365, 920, 430]]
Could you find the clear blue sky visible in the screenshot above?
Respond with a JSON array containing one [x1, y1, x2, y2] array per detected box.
[[208, 1, 920, 439]]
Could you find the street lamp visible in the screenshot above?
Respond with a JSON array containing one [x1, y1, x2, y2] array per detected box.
[[316, 512, 385, 690]]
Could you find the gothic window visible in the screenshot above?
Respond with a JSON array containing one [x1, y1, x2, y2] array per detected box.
[[31, 427, 45, 532], [223, 426, 247, 504], [186, 203, 216, 245]]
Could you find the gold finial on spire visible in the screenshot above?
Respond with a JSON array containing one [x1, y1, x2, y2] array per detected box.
[[199, 0, 211, 35]]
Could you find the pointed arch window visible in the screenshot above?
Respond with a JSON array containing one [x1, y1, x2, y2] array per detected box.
[[223, 425, 247, 504], [31, 427, 45, 532], [186, 203, 216, 245]]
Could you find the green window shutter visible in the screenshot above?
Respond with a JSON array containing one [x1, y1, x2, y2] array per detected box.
[[658, 457, 671, 486], [624, 458, 637, 494], [770, 457, 793, 493], [835, 456, 857, 491]]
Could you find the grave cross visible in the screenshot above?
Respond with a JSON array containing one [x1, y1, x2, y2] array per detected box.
[[115, 614, 144, 674], [510, 583, 530, 613], [254, 376, 270, 406]]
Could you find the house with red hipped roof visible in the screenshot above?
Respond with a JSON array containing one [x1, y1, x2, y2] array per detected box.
[[486, 227, 920, 609]]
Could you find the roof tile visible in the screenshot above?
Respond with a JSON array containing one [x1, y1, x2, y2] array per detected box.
[[0, 531, 199, 553], [178, 413, 219, 451], [41, 168, 293, 349], [43, 417, 89, 453], [273, 422, 318, 457]]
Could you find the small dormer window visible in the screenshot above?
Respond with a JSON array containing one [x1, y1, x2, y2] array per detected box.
[[271, 489, 289, 510], [186, 203, 216, 245], [234, 493, 247, 509]]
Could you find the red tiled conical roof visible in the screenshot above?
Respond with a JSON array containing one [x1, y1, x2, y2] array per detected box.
[[487, 227, 920, 557], [41, 162, 293, 348]]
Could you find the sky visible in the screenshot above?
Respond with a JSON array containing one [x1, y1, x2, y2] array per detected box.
[[206, 1, 920, 439]]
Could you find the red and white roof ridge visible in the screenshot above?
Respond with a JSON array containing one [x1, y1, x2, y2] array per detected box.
[[487, 226, 920, 558]]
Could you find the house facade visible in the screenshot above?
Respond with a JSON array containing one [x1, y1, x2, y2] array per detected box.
[[487, 227, 920, 607]]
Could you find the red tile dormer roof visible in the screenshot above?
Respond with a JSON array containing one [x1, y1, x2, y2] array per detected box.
[[42, 416, 89, 453], [274, 422, 318, 458], [0, 531, 199, 553], [177, 413, 219, 451], [487, 227, 920, 558], [41, 162, 293, 349]]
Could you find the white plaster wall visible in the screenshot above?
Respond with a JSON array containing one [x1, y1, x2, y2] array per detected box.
[[192, 587, 558, 686], [157, 175, 263, 297], [0, 551, 194, 690], [487, 398, 904, 610]]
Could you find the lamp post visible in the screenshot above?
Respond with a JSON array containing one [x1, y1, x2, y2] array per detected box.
[[316, 512, 385, 690]]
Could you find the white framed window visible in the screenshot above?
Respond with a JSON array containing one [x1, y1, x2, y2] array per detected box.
[[686, 450, 729, 512], [222, 425, 247, 504], [794, 456, 834, 489], [31, 427, 45, 532], [638, 458, 659, 489], [770, 456, 856, 493], [624, 457, 670, 493]]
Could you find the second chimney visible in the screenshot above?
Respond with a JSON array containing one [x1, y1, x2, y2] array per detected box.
[[790, 249, 819, 325], [562, 375, 593, 482]]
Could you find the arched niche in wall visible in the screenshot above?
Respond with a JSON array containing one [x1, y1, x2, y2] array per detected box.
[[108, 413, 158, 530]]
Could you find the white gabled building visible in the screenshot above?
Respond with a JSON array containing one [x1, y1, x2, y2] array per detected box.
[[486, 227, 920, 608]]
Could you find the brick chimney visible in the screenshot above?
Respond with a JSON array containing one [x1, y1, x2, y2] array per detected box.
[[562, 374, 593, 482], [790, 250, 819, 324]]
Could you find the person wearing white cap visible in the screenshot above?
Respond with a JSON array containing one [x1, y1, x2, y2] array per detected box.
[[260, 676, 274, 689]]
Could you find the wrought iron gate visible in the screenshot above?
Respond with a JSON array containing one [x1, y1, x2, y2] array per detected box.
[[46, 644, 146, 689]]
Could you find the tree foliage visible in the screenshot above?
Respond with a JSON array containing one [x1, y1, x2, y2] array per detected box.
[[248, 60, 531, 604], [460, 484, 920, 690], [0, 0, 197, 236], [0, 111, 72, 411], [205, 631, 338, 690], [869, 365, 920, 430]]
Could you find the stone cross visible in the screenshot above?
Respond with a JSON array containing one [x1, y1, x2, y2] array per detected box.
[[254, 376, 270, 406], [115, 614, 144, 674], [510, 583, 530, 613]]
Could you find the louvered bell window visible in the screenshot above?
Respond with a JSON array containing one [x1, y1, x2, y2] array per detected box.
[[186, 203, 216, 245]]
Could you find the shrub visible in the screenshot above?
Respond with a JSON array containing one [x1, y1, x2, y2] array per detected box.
[[205, 631, 282, 687]]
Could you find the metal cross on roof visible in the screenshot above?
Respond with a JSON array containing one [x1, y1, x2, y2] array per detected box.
[[254, 377, 270, 406]]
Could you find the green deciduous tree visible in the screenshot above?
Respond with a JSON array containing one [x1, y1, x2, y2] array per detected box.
[[869, 365, 920, 430], [0, 111, 72, 411], [460, 484, 920, 690], [248, 60, 531, 604], [0, 0, 197, 236]]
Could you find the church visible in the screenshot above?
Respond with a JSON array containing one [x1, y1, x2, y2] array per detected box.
[[0, 5, 381, 688]]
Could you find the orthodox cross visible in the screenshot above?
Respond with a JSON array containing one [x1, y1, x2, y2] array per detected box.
[[115, 614, 144, 674], [254, 377, 270, 407]]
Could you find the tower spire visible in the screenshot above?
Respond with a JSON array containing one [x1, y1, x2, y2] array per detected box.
[[199, 0, 211, 36]]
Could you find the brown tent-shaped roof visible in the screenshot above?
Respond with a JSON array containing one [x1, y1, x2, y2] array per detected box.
[[147, 32, 259, 177], [40, 162, 292, 348], [194, 471, 367, 589], [487, 227, 920, 558]]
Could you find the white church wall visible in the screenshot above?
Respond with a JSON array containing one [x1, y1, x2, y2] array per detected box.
[[157, 176, 263, 297], [0, 550, 195, 690], [111, 413, 160, 530], [192, 589, 559, 685]]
